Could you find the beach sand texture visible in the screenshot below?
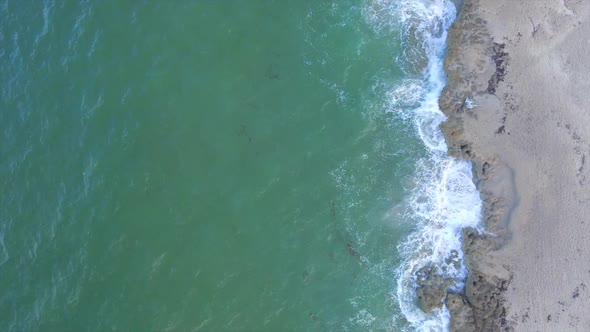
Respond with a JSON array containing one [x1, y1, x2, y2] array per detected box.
[[440, 0, 590, 330]]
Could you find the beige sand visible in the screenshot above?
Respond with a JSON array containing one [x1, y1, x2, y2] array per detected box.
[[439, 0, 590, 330]]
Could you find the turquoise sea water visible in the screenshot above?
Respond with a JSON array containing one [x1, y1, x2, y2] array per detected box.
[[1, 1, 474, 331]]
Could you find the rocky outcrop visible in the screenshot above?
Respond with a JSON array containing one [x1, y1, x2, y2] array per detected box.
[[446, 293, 476, 332], [415, 266, 455, 313], [418, 0, 519, 330], [461, 229, 513, 331]]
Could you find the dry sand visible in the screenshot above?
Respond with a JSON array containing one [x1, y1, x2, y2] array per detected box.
[[438, 0, 590, 330]]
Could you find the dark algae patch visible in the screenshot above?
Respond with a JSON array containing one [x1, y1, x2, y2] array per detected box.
[[487, 42, 508, 94]]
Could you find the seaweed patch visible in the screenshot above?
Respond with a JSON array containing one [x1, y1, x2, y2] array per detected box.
[[487, 43, 508, 94]]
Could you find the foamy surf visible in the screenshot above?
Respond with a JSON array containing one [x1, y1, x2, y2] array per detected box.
[[367, 0, 483, 331]]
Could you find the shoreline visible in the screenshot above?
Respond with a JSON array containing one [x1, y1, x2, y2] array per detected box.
[[435, 0, 590, 330], [438, 1, 515, 329]]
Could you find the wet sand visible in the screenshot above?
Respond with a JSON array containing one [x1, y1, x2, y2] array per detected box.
[[439, 0, 590, 330]]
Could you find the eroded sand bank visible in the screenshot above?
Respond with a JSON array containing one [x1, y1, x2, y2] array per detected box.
[[438, 0, 590, 330]]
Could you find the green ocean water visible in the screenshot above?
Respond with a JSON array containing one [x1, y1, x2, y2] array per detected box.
[[0, 1, 434, 331]]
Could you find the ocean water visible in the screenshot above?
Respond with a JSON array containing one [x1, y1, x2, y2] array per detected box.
[[0, 0, 480, 331]]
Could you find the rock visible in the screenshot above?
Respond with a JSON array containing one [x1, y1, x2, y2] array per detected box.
[[415, 265, 454, 313], [437, 1, 516, 330], [446, 293, 476, 332], [450, 0, 465, 13], [460, 228, 514, 331]]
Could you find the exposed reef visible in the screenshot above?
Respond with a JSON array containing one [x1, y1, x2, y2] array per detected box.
[[416, 1, 518, 330]]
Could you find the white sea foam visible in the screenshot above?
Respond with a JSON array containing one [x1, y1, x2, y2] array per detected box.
[[34, 0, 54, 45], [464, 97, 477, 109], [367, 0, 483, 331]]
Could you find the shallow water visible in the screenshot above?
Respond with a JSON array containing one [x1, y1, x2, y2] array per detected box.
[[0, 0, 476, 331]]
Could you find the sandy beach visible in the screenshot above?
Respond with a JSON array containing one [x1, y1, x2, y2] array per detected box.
[[438, 0, 590, 330]]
